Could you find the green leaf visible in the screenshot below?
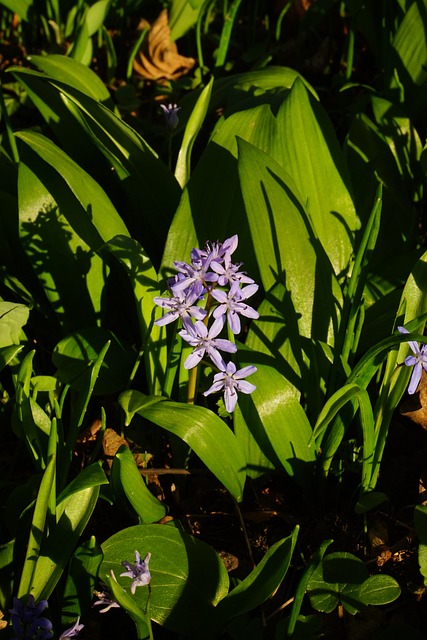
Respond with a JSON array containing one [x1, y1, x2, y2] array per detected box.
[[287, 540, 333, 635], [203, 526, 299, 637], [169, 0, 205, 40], [104, 572, 151, 636], [130, 395, 246, 501], [175, 76, 213, 187], [111, 445, 167, 523], [18, 454, 56, 597], [355, 491, 389, 514], [119, 389, 165, 424], [0, 539, 14, 610], [57, 462, 108, 505], [105, 236, 166, 395], [307, 552, 369, 614], [61, 537, 103, 625], [272, 78, 358, 276], [28, 54, 113, 104], [85, 0, 111, 36], [29, 484, 100, 601], [52, 327, 136, 395], [0, 345, 24, 372], [390, 0, 427, 87], [16, 130, 129, 247], [236, 357, 316, 489], [0, 301, 29, 347], [101, 524, 229, 634], [0, 0, 32, 20], [238, 138, 342, 343], [356, 574, 400, 606], [17, 155, 104, 331]]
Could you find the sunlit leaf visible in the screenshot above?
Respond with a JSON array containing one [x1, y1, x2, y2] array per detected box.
[[101, 524, 229, 633]]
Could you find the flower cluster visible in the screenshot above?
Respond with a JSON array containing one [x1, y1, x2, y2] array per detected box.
[[154, 235, 258, 412], [9, 596, 53, 640], [398, 326, 427, 394], [9, 596, 83, 640]]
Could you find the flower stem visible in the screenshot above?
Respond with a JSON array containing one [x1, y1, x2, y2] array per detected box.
[[187, 365, 198, 404]]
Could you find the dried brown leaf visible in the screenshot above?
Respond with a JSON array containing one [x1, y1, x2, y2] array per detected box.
[[133, 9, 196, 82]]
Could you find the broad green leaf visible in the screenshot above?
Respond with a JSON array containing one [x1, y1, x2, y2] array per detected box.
[[233, 403, 277, 480], [29, 485, 100, 601], [111, 445, 167, 523], [390, 0, 427, 87], [101, 524, 229, 634], [0, 0, 31, 19], [85, 0, 111, 36], [28, 54, 113, 104], [345, 112, 416, 273], [169, 0, 205, 40], [17, 156, 104, 331], [236, 358, 316, 489], [161, 103, 278, 285], [0, 301, 29, 347], [9, 66, 107, 171], [245, 282, 303, 386], [307, 552, 369, 614], [133, 396, 246, 501], [16, 130, 129, 246], [357, 574, 400, 606], [57, 463, 108, 506], [238, 138, 342, 343], [52, 327, 135, 395], [203, 526, 299, 637], [175, 76, 213, 187], [119, 389, 165, 424], [272, 78, 358, 276], [0, 345, 24, 372], [355, 491, 389, 514]]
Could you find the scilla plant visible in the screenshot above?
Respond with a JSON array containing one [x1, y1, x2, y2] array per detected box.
[[1, 1, 427, 633]]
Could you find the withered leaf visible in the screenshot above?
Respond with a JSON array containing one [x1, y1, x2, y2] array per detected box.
[[133, 10, 196, 82], [400, 370, 427, 430]]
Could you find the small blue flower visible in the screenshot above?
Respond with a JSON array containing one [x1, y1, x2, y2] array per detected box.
[[212, 281, 259, 334], [154, 280, 207, 327], [398, 326, 427, 394], [120, 551, 151, 595], [160, 103, 180, 129], [9, 596, 53, 640], [204, 361, 257, 413], [93, 588, 120, 614], [179, 316, 237, 369], [58, 617, 84, 639]]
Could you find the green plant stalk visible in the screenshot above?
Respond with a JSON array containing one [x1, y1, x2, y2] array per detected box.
[[286, 539, 332, 635], [345, 26, 355, 81], [18, 455, 56, 598], [88, 406, 107, 464], [162, 322, 181, 397], [0, 81, 19, 162], [196, 0, 210, 72], [187, 365, 198, 404], [215, 0, 243, 68], [59, 342, 111, 491], [275, 0, 292, 42], [127, 28, 148, 81]]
